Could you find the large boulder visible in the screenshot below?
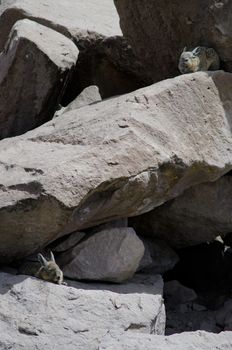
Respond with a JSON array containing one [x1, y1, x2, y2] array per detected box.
[[114, 0, 232, 81], [99, 330, 232, 350], [131, 176, 232, 247], [0, 273, 165, 349], [0, 71, 232, 261], [0, 18, 78, 139], [0, 0, 121, 49], [0, 0, 149, 99], [57, 228, 145, 282]]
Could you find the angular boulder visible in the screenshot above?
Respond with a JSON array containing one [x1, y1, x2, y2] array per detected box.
[[0, 0, 149, 100], [54, 85, 102, 118], [132, 176, 232, 247], [0, 0, 122, 50], [0, 18, 78, 139], [114, 0, 232, 81], [0, 273, 165, 349], [0, 71, 232, 262], [57, 227, 145, 282]]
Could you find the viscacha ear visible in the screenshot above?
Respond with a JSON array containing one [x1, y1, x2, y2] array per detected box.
[[38, 253, 48, 267], [192, 46, 202, 56], [50, 251, 55, 262], [182, 46, 187, 53]]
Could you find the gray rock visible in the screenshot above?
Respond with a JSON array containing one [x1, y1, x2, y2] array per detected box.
[[58, 228, 145, 282], [52, 231, 86, 253], [99, 330, 232, 350], [164, 280, 197, 306], [54, 86, 102, 118], [0, 272, 165, 349], [0, 71, 232, 262], [114, 0, 232, 82], [0, 0, 121, 50], [65, 85, 102, 111], [0, 18, 78, 139], [0, 1, 150, 100], [139, 239, 179, 274], [132, 176, 232, 247]]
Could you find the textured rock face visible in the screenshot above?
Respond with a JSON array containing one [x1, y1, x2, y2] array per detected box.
[[0, 18, 78, 139], [0, 273, 165, 349], [55, 85, 102, 118], [114, 0, 232, 81], [99, 330, 232, 350], [0, 0, 149, 100], [0, 0, 121, 50], [132, 176, 232, 247], [58, 228, 145, 282], [139, 239, 179, 274], [0, 71, 232, 261]]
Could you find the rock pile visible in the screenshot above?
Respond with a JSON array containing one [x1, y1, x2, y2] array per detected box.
[[0, 0, 232, 349]]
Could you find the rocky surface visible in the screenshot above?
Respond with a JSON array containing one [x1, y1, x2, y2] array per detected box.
[[114, 0, 232, 81], [139, 239, 179, 274], [0, 71, 232, 261], [0, 18, 78, 139], [57, 228, 145, 282], [131, 176, 232, 247], [0, 0, 148, 100], [0, 0, 121, 49], [54, 85, 102, 118], [0, 272, 165, 349], [99, 330, 232, 350]]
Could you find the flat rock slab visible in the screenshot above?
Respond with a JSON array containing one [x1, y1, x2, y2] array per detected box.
[[99, 330, 232, 350], [0, 18, 78, 139], [0, 273, 165, 349], [0, 0, 121, 50], [0, 71, 232, 261]]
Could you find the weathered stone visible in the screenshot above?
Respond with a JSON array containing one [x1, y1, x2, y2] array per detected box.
[[0, 18, 78, 139], [99, 330, 232, 350], [164, 280, 197, 305], [132, 176, 232, 247], [54, 86, 102, 118], [0, 71, 232, 262], [65, 35, 152, 100], [52, 231, 86, 253], [114, 0, 232, 82], [0, 0, 121, 50], [0, 272, 165, 349], [139, 239, 179, 274], [0, 1, 150, 101], [57, 228, 145, 282]]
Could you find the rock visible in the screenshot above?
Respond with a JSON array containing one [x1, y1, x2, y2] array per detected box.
[[114, 0, 232, 82], [0, 18, 78, 139], [57, 228, 145, 282], [65, 85, 102, 111], [52, 231, 86, 253], [0, 0, 121, 50], [215, 299, 232, 329], [0, 1, 149, 100], [131, 176, 232, 247], [0, 272, 165, 349], [54, 86, 102, 118], [0, 71, 232, 262], [139, 239, 179, 274], [99, 330, 232, 350], [164, 280, 197, 306], [65, 35, 152, 101]]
